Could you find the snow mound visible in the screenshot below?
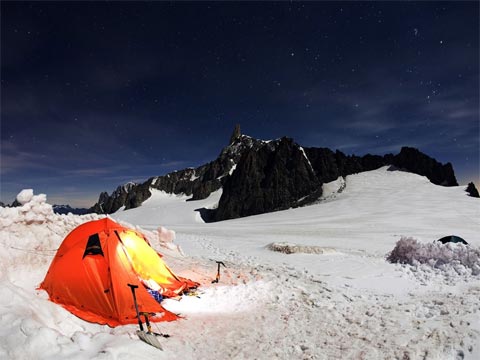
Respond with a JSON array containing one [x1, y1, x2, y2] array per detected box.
[[267, 242, 336, 255], [16, 189, 35, 204], [387, 237, 480, 276], [320, 176, 346, 201], [0, 190, 103, 273], [132, 225, 184, 255]]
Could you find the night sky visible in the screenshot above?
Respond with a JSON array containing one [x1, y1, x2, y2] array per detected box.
[[1, 1, 478, 207]]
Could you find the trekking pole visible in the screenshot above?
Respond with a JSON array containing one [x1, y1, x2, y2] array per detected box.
[[211, 261, 226, 283]]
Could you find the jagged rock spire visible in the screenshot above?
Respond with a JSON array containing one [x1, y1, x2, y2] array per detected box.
[[229, 124, 241, 144]]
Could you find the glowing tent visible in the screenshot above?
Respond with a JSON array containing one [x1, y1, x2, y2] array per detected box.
[[40, 218, 197, 327]]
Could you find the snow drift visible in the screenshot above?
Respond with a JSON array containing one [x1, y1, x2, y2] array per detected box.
[[387, 236, 480, 288], [267, 242, 336, 255], [387, 237, 480, 275]]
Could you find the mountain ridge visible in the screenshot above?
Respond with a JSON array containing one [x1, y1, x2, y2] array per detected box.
[[90, 126, 471, 221]]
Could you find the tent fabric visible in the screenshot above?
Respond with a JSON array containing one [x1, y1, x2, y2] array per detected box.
[[40, 218, 198, 327], [119, 228, 197, 297]]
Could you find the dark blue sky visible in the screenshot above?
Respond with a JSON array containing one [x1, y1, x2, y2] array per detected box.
[[1, 1, 478, 207]]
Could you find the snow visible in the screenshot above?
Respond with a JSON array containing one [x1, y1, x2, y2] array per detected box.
[[228, 163, 237, 176], [388, 237, 480, 274], [1, 166, 479, 359], [320, 176, 346, 200], [113, 189, 223, 226], [267, 242, 337, 254], [299, 146, 314, 173], [16, 189, 35, 205]]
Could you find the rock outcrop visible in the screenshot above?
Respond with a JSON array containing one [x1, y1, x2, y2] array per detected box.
[[213, 137, 321, 221], [391, 147, 458, 186], [466, 182, 479, 198], [91, 182, 137, 214]]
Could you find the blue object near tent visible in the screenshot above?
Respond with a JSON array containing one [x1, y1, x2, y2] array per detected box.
[[146, 289, 164, 303], [437, 235, 468, 245]]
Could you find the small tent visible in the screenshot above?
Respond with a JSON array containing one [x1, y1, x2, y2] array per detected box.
[[40, 218, 198, 327], [437, 235, 468, 245]]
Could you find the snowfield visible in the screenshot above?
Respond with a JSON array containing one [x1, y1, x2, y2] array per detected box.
[[1, 167, 479, 359]]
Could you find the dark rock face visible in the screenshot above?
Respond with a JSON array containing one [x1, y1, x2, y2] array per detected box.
[[213, 137, 321, 221], [91, 182, 137, 214], [391, 147, 458, 186], [125, 182, 152, 210], [303, 148, 387, 183], [466, 182, 480, 198], [302, 147, 342, 183]]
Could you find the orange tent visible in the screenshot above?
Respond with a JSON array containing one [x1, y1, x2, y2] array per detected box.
[[40, 218, 198, 327]]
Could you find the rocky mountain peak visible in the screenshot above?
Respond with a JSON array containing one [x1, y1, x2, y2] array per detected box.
[[229, 124, 242, 144], [91, 126, 262, 214], [213, 136, 321, 221], [219, 132, 263, 161], [393, 147, 458, 186], [91, 128, 464, 221]]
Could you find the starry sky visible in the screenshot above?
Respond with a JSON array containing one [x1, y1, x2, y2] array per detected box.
[[1, 1, 479, 207]]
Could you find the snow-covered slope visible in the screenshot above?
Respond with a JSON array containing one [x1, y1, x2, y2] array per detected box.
[[113, 189, 222, 226], [1, 168, 479, 359], [115, 166, 479, 260]]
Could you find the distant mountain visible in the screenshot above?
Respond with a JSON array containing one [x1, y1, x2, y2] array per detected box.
[[52, 205, 91, 215], [91, 125, 468, 221], [213, 138, 458, 221], [90, 127, 264, 215]]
